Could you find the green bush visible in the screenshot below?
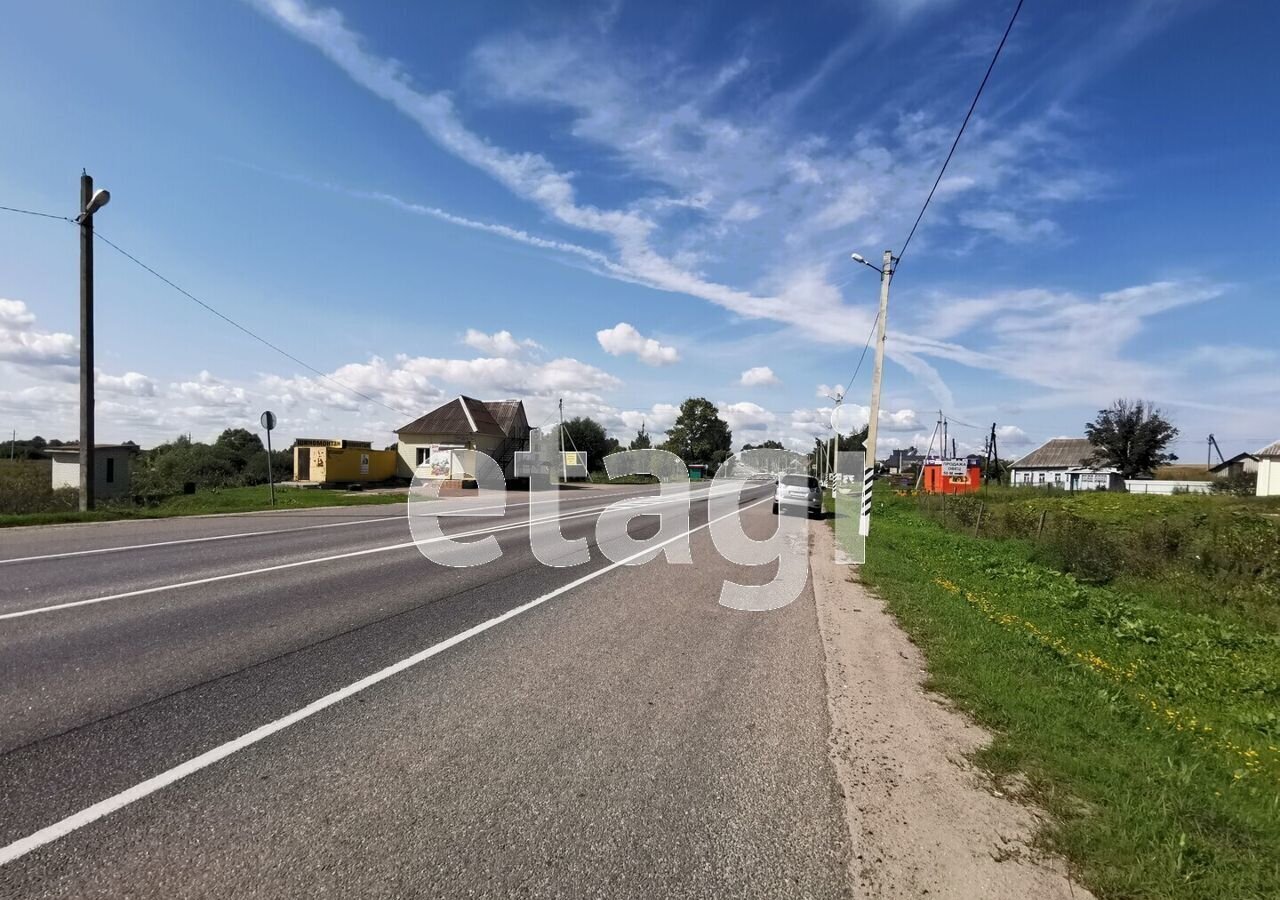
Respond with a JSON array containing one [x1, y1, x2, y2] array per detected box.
[[919, 487, 1280, 629], [0, 460, 79, 515]]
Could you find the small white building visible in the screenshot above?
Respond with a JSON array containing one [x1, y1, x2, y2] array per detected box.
[[1256, 439, 1280, 496], [45, 444, 136, 499], [1009, 438, 1123, 491]]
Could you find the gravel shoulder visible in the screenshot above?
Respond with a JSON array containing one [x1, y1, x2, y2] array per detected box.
[[810, 522, 1095, 900]]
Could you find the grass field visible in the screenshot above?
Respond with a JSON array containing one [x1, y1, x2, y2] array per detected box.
[[0, 482, 406, 528], [851, 489, 1280, 899]]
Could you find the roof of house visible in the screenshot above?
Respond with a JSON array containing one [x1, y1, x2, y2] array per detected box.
[[484, 399, 529, 437], [1209, 452, 1260, 473], [1010, 438, 1101, 469], [1257, 439, 1280, 458], [44, 443, 138, 454], [396, 396, 523, 438]]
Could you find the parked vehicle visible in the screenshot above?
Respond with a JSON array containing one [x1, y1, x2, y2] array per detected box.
[[773, 474, 822, 517]]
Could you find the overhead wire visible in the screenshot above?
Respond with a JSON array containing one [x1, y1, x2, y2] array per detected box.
[[833, 0, 1025, 406], [895, 0, 1026, 269], [0, 201, 409, 418], [0, 204, 75, 223]]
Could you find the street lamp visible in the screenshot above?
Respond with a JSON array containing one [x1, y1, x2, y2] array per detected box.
[[77, 171, 110, 511], [849, 248, 896, 535]]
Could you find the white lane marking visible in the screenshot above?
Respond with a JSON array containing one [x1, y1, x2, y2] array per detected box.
[[0, 494, 770, 867], [0, 516, 401, 565], [0, 486, 729, 622], [0, 487, 670, 565]]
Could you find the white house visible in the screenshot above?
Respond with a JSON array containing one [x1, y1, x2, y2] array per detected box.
[[45, 444, 136, 499], [1256, 439, 1280, 496], [394, 396, 530, 481], [1008, 438, 1123, 491]]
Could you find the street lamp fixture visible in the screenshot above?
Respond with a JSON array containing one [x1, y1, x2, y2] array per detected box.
[[850, 251, 888, 275], [75, 189, 110, 223]]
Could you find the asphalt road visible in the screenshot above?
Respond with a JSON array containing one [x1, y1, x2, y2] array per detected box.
[[0, 483, 850, 898]]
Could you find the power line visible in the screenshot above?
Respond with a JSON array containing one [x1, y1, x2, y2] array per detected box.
[[0, 204, 75, 223], [839, 310, 881, 399], [1, 201, 410, 417], [895, 0, 1026, 269], [91, 230, 409, 416]]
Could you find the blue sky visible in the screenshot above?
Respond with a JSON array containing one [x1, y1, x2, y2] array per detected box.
[[1, 0, 1277, 460]]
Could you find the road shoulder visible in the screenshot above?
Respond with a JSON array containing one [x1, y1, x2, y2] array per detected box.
[[810, 522, 1094, 900]]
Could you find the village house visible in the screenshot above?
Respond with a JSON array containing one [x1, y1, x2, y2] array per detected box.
[[394, 396, 530, 481], [1256, 439, 1280, 496], [1008, 438, 1123, 491], [1208, 452, 1260, 480]]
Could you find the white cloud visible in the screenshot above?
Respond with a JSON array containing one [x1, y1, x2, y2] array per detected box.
[[1186, 344, 1275, 374], [723, 200, 763, 223], [740, 366, 778, 387], [958, 208, 1059, 244], [596, 322, 680, 366], [0, 298, 76, 367], [0, 299, 37, 327], [720, 401, 777, 433], [97, 371, 157, 397], [173, 371, 250, 408], [462, 328, 540, 357], [995, 424, 1033, 446]]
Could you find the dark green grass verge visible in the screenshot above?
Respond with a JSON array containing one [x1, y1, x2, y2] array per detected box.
[[848, 490, 1280, 899], [0, 484, 405, 527]]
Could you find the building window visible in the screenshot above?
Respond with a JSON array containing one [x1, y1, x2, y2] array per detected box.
[[105, 457, 115, 483], [1038, 472, 1045, 484], [416, 448, 430, 465]]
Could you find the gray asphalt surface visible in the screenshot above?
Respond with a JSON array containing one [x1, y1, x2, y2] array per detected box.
[[0, 483, 850, 898]]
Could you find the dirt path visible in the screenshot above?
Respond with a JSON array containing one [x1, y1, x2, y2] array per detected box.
[[810, 523, 1094, 899]]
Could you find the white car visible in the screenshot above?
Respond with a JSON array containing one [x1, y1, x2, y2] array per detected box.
[[773, 474, 823, 517]]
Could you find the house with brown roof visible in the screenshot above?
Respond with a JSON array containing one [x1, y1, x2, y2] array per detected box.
[[394, 396, 530, 481], [1008, 438, 1123, 491]]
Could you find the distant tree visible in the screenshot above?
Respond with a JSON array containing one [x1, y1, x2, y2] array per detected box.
[[561, 417, 611, 472], [838, 426, 869, 452], [629, 425, 652, 451], [742, 440, 785, 451], [661, 398, 732, 470], [1085, 399, 1179, 479], [215, 428, 264, 463]]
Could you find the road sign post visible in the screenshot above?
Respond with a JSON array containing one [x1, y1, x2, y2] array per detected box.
[[260, 410, 277, 508]]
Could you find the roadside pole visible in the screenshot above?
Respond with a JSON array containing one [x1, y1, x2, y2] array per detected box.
[[861, 249, 894, 536], [75, 171, 110, 512], [78, 173, 95, 511], [260, 410, 277, 508], [559, 398, 566, 482]]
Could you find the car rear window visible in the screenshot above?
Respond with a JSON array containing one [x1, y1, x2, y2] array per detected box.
[[781, 475, 818, 488]]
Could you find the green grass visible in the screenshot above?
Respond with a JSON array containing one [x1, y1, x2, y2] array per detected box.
[[0, 484, 405, 527], [847, 490, 1280, 899], [919, 487, 1280, 631]]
